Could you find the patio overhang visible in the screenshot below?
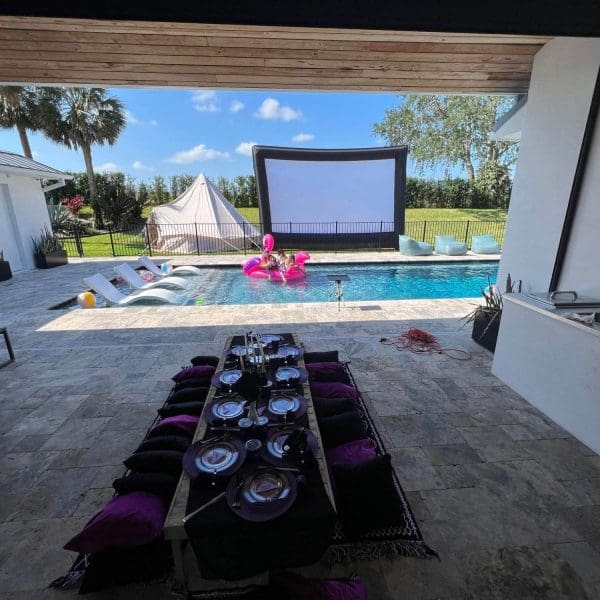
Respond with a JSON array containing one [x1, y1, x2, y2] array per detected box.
[[0, 17, 550, 93]]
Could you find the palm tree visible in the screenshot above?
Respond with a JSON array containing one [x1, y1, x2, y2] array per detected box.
[[0, 86, 38, 158], [38, 87, 125, 228]]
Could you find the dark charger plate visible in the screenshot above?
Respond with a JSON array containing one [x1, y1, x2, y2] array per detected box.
[[183, 436, 246, 480], [226, 466, 298, 522]]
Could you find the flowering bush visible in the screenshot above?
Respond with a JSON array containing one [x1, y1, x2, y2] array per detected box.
[[60, 194, 85, 214]]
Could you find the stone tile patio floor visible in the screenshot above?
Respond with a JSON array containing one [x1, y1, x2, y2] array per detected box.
[[0, 258, 599, 599]]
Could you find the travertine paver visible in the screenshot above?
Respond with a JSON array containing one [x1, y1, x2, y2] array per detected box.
[[0, 257, 599, 598]]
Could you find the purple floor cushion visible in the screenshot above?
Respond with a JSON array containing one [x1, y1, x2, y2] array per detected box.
[[271, 572, 366, 600], [151, 414, 199, 438], [306, 362, 351, 384], [326, 438, 376, 466], [64, 492, 167, 554], [172, 364, 215, 382], [310, 381, 358, 401]]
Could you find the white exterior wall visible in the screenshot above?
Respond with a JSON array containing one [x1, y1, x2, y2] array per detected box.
[[493, 38, 600, 454], [497, 37, 600, 294], [0, 174, 52, 271]]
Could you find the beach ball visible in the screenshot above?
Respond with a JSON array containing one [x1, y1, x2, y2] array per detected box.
[[77, 291, 96, 309], [161, 262, 173, 275]]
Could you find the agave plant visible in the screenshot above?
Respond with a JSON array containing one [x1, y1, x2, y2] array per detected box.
[[461, 273, 522, 336], [32, 226, 64, 255]]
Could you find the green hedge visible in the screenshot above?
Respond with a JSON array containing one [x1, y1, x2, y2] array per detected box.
[[406, 177, 511, 209]]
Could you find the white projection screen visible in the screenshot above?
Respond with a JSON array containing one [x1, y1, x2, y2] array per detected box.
[[253, 146, 408, 250]]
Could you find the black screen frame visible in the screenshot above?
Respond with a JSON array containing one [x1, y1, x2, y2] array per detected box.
[[252, 145, 408, 251]]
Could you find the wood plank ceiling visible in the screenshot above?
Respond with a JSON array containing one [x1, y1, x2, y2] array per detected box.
[[0, 17, 550, 93]]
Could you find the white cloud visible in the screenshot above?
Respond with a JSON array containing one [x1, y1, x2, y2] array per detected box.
[[230, 100, 245, 113], [31, 150, 40, 159], [191, 90, 220, 113], [132, 160, 153, 171], [292, 133, 315, 143], [125, 110, 158, 126], [235, 141, 257, 157], [124, 110, 139, 124], [166, 144, 230, 164], [255, 98, 301, 122], [95, 162, 119, 173]]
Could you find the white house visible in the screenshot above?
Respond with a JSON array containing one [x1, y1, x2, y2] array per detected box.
[[0, 151, 71, 271], [491, 38, 600, 454]]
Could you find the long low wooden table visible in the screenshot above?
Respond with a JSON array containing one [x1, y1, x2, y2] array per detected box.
[[164, 333, 336, 590]]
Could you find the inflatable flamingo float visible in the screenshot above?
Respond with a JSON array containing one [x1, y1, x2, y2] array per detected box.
[[242, 234, 310, 281]]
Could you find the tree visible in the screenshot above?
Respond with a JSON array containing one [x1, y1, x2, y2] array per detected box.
[[373, 95, 519, 181], [38, 87, 125, 228], [0, 86, 39, 158], [169, 174, 195, 198], [137, 181, 150, 205], [149, 175, 170, 205]]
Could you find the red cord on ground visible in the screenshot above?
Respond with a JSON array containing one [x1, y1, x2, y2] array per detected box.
[[380, 328, 471, 360]]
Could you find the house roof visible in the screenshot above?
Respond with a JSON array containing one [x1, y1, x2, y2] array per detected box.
[[0, 150, 71, 179]]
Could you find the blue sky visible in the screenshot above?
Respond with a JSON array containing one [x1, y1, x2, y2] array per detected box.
[[0, 88, 450, 182]]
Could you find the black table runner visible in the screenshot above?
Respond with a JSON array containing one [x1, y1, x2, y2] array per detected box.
[[184, 333, 336, 581]]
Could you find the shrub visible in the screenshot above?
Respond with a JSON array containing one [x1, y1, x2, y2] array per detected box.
[[405, 177, 510, 209], [60, 194, 85, 214]]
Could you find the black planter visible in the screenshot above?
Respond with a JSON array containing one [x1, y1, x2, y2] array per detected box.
[[471, 309, 501, 352], [34, 250, 68, 269], [0, 260, 12, 281]]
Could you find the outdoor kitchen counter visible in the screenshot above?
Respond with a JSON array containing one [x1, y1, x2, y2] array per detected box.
[[503, 293, 600, 338], [492, 293, 600, 457]]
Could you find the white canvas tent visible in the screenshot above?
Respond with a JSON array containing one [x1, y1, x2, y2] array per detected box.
[[146, 173, 260, 253]]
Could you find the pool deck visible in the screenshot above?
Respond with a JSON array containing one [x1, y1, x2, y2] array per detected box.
[[1, 256, 599, 599]]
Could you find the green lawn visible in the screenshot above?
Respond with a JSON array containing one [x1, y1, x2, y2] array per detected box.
[[67, 207, 507, 257], [237, 207, 507, 223]]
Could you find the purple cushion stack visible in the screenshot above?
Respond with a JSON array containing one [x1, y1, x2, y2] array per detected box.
[[64, 492, 167, 554]]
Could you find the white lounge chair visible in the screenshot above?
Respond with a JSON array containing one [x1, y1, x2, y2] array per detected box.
[[83, 274, 181, 306], [138, 255, 203, 277], [114, 263, 191, 290]]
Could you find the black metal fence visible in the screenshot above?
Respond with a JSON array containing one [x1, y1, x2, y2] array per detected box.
[[58, 220, 506, 258]]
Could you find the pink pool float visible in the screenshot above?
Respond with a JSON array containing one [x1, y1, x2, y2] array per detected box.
[[242, 234, 310, 281]]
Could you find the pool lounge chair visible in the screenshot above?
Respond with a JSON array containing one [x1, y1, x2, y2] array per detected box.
[[399, 235, 434, 256], [471, 234, 501, 254], [83, 274, 181, 306], [138, 255, 203, 277], [434, 235, 468, 256], [114, 263, 191, 290]]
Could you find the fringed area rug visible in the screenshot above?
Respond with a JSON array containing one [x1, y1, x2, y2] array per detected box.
[[324, 363, 437, 563]]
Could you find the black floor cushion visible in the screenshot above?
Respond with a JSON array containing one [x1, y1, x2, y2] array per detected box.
[[190, 355, 220, 367], [304, 350, 339, 364], [123, 450, 184, 475], [137, 435, 191, 453], [318, 411, 366, 450], [313, 396, 357, 419], [174, 377, 212, 391], [78, 539, 173, 594], [166, 386, 209, 405], [158, 401, 205, 418], [113, 472, 179, 499], [332, 454, 401, 537]]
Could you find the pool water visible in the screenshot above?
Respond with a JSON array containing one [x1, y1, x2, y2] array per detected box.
[[174, 262, 499, 306]]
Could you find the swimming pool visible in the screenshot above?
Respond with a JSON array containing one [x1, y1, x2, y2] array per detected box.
[[67, 261, 499, 309], [175, 261, 498, 306]]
